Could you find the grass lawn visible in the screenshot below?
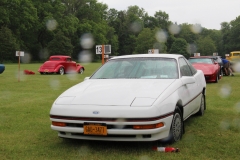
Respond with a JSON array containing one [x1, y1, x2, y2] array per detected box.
[[1, 63, 240, 160]]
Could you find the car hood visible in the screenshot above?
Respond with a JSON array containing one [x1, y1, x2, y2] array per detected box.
[[55, 79, 176, 106], [192, 63, 216, 74]]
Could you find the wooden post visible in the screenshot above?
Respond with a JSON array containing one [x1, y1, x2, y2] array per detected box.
[[102, 44, 105, 65], [18, 51, 20, 82]]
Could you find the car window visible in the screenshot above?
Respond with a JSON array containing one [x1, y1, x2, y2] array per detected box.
[[185, 58, 197, 75], [188, 58, 213, 64], [50, 57, 61, 61], [179, 58, 193, 76], [91, 57, 178, 79], [66, 58, 71, 61]]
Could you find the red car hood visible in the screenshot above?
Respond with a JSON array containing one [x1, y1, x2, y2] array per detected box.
[[192, 63, 217, 74]]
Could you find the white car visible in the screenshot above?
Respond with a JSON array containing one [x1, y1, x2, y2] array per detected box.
[[50, 54, 206, 144]]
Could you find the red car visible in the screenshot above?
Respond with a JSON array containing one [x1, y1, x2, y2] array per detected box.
[[188, 56, 221, 83], [38, 55, 84, 75]]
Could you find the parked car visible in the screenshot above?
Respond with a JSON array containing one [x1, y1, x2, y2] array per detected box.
[[0, 64, 5, 74], [50, 54, 206, 144], [226, 51, 240, 62], [188, 56, 221, 83], [38, 55, 84, 75], [210, 56, 223, 76]]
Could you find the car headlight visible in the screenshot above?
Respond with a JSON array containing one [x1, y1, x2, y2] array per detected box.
[[131, 97, 156, 107], [55, 96, 75, 105]]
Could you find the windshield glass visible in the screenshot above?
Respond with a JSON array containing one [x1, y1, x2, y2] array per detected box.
[[91, 57, 178, 79], [188, 58, 213, 64]]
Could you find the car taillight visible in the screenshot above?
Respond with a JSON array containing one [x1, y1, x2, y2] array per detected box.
[[133, 122, 164, 129]]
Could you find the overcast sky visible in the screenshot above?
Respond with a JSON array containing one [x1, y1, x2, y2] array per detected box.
[[99, 0, 240, 30]]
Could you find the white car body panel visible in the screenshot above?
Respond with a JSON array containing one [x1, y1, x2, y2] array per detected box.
[[50, 54, 206, 142]]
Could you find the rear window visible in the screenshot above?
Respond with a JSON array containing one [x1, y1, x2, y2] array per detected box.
[[50, 57, 61, 61]]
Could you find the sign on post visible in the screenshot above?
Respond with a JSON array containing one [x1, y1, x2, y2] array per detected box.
[[96, 45, 111, 54], [96, 45, 111, 64], [16, 51, 24, 56], [194, 53, 200, 56], [16, 51, 24, 82], [148, 49, 159, 54]]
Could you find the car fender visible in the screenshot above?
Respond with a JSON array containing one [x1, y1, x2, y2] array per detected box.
[[153, 80, 182, 115], [76, 64, 84, 72], [55, 65, 64, 72]]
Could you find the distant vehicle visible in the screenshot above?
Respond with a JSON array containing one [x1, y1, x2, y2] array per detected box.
[[188, 56, 221, 83], [0, 64, 5, 74], [50, 54, 206, 144], [38, 55, 84, 75], [209, 56, 223, 77], [226, 51, 240, 62]]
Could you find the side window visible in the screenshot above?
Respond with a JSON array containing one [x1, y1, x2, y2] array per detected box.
[[179, 58, 193, 76], [185, 59, 197, 75]]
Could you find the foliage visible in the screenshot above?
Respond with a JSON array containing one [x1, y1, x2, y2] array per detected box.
[[169, 38, 189, 58], [196, 36, 217, 56], [0, 0, 239, 62], [134, 28, 154, 53], [0, 27, 19, 63], [47, 31, 73, 56]]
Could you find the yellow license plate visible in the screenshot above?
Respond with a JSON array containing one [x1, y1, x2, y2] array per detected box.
[[83, 123, 107, 136], [44, 69, 49, 72]]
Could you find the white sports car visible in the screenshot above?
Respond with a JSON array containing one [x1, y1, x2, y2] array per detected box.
[[50, 54, 206, 143]]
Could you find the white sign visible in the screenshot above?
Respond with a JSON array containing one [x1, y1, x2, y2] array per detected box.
[[96, 45, 111, 54], [16, 51, 24, 56], [194, 53, 200, 56], [148, 49, 159, 54], [213, 52, 218, 56]]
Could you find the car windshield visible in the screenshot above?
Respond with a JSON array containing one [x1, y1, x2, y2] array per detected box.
[[188, 58, 213, 64], [91, 57, 178, 79]]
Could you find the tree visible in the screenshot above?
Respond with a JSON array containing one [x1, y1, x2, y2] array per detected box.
[[0, 27, 19, 63], [47, 31, 73, 56], [176, 23, 199, 43], [169, 38, 189, 58], [154, 11, 171, 29], [228, 16, 240, 51], [196, 36, 217, 56], [134, 28, 154, 53]]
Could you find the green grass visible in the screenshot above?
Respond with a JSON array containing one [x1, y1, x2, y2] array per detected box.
[[1, 63, 240, 160]]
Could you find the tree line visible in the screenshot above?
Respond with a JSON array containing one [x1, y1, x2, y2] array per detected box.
[[0, 0, 240, 63]]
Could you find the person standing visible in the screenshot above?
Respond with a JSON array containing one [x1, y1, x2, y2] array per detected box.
[[221, 58, 234, 76]]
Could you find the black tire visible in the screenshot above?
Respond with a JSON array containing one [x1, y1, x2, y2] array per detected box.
[[197, 94, 205, 116], [79, 68, 84, 74], [59, 67, 65, 75], [160, 107, 183, 144]]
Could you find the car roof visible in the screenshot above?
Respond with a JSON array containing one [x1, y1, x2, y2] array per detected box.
[[189, 56, 213, 59], [110, 54, 183, 60], [50, 55, 71, 58]]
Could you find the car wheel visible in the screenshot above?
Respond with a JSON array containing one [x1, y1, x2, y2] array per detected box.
[[79, 68, 84, 74], [197, 94, 205, 116], [159, 107, 183, 144], [59, 67, 65, 75]]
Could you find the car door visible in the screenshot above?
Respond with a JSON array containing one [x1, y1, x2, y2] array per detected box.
[[178, 57, 201, 120]]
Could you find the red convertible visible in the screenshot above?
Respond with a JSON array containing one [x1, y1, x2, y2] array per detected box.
[[38, 55, 84, 75], [188, 56, 221, 83]]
